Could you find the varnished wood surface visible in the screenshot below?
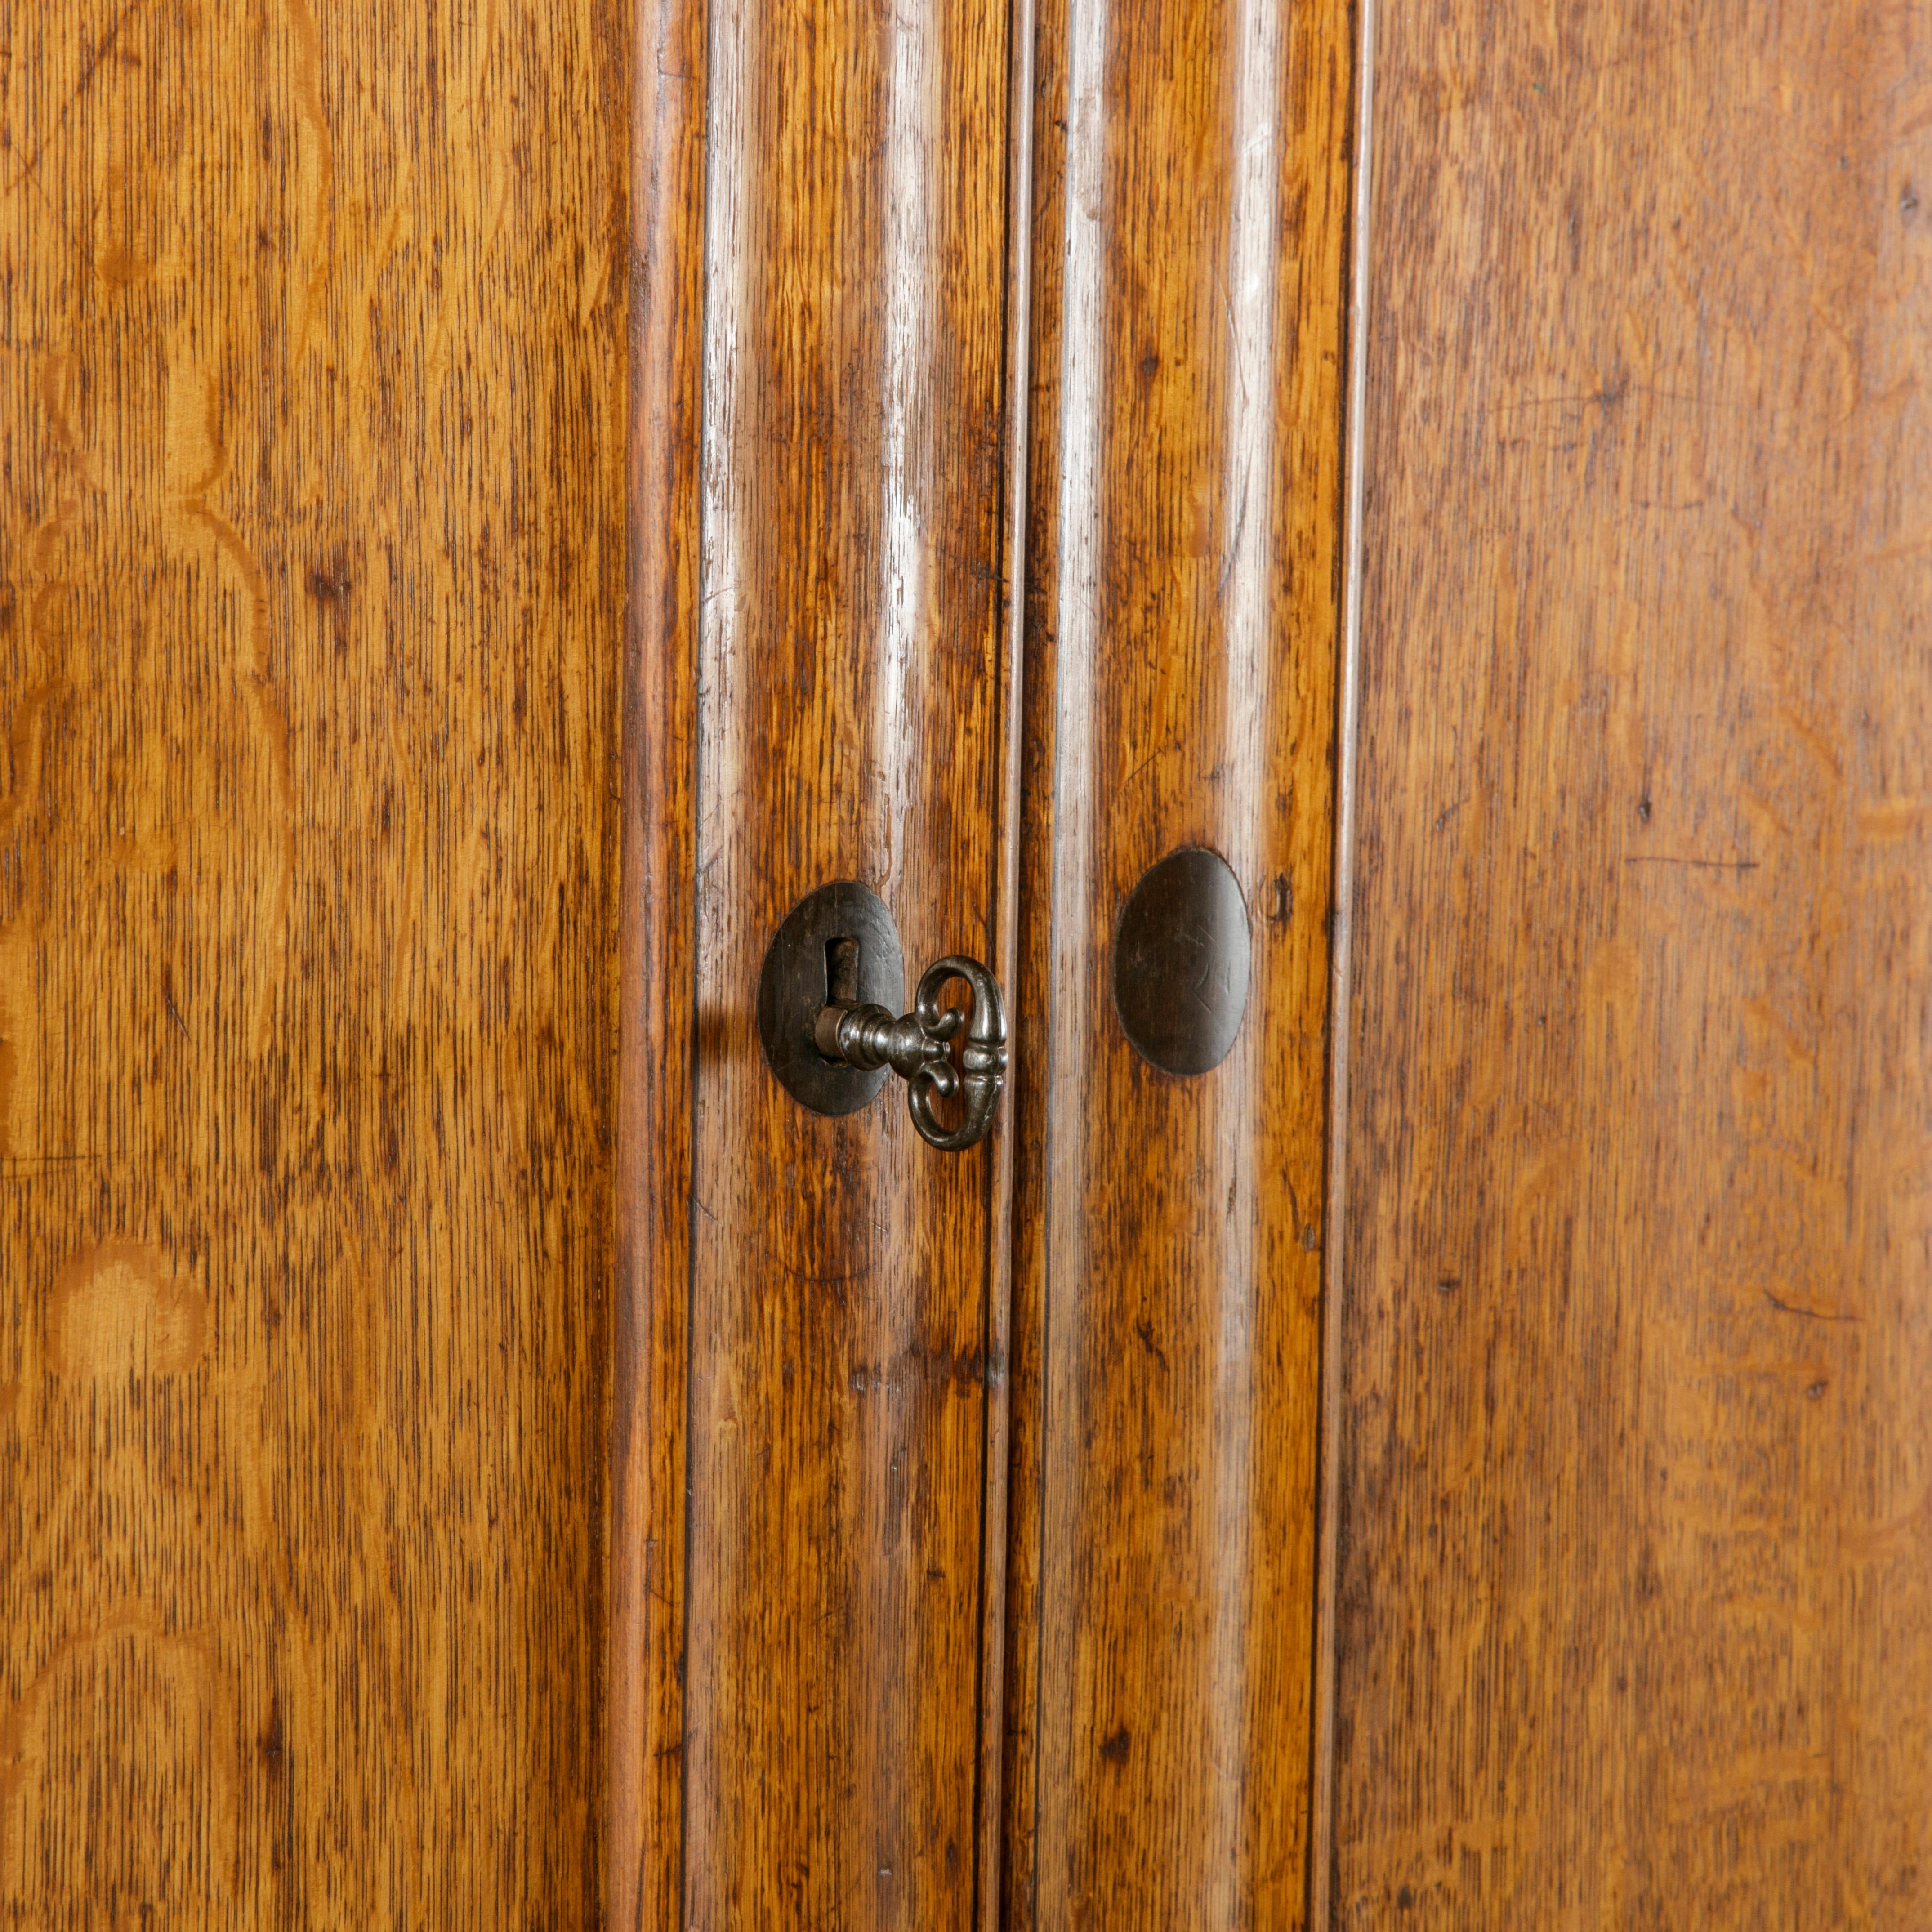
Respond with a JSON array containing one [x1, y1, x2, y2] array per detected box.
[[1328, 0, 1932, 1921], [0, 4, 625, 1923], [1002, 0, 1355, 1920], [608, 0, 707, 1926], [611, 0, 1026, 1923]]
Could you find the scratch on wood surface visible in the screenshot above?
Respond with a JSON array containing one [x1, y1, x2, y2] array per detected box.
[[1623, 854, 1761, 872], [1763, 1290, 1861, 1324]]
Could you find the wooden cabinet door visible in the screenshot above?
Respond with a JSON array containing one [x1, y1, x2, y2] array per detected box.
[[611, 1, 1030, 1925], [999, 0, 1354, 1923]]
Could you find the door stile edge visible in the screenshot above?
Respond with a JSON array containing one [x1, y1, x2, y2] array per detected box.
[[610, 0, 709, 1926], [977, 0, 1040, 1922], [1306, 0, 1379, 1922], [998, 0, 1071, 1912]]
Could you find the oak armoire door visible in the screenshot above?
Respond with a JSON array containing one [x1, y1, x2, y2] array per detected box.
[[610, 1, 1031, 1926], [1001, 0, 1354, 1923]]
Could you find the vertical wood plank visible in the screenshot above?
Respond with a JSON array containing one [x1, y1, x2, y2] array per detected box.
[[0, 2, 626, 1923], [1330, 0, 1932, 1921], [1004, 0, 1356, 1920]]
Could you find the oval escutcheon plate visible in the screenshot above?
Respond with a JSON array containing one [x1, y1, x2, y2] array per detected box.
[[1111, 845, 1252, 1076]]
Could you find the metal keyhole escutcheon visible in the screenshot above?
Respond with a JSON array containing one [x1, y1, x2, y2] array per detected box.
[[757, 882, 1008, 1151]]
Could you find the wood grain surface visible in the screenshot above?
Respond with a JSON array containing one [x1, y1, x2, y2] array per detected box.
[[609, 0, 1027, 1924], [608, 0, 706, 1929], [0, 4, 626, 1924], [1327, 0, 1932, 1922], [1001, 0, 1355, 1920]]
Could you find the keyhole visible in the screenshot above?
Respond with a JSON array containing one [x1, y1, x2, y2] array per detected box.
[[825, 934, 861, 1005]]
